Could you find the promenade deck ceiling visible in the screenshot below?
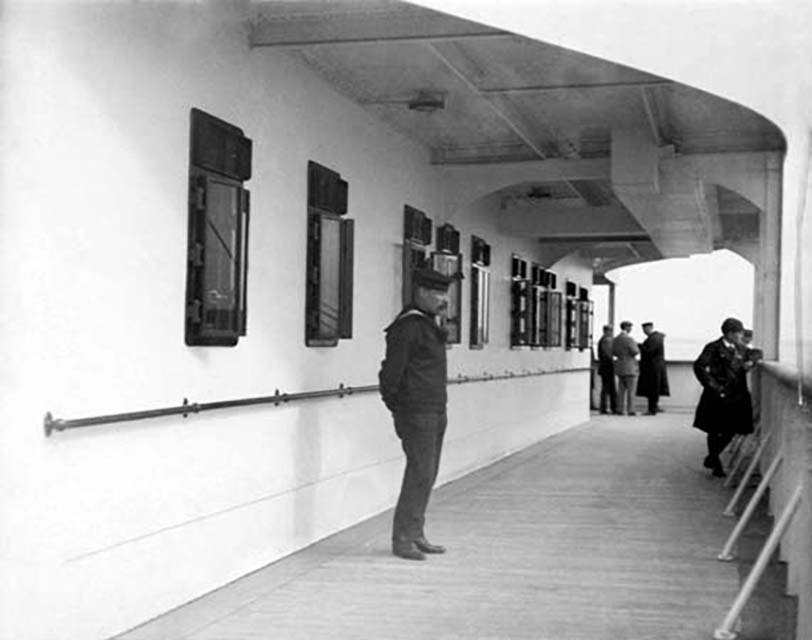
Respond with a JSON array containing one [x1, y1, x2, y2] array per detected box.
[[249, 0, 785, 272]]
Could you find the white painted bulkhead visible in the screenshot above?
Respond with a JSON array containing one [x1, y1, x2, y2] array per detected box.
[[0, 4, 590, 639]]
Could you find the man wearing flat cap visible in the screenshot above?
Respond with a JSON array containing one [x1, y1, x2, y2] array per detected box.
[[612, 320, 640, 415], [378, 268, 453, 560], [692, 317, 754, 477]]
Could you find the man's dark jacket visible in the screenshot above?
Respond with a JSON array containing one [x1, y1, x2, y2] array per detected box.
[[636, 331, 670, 397], [596, 335, 614, 376], [378, 306, 447, 414], [692, 338, 753, 435]]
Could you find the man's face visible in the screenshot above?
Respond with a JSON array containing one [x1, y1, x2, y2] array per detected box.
[[643, 325, 653, 336], [416, 286, 449, 315], [726, 330, 745, 345]]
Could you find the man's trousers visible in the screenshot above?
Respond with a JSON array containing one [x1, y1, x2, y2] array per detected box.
[[599, 370, 617, 413], [707, 431, 736, 463], [392, 410, 447, 543], [616, 375, 637, 414]]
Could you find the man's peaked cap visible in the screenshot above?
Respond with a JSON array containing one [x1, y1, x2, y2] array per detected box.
[[413, 268, 453, 291]]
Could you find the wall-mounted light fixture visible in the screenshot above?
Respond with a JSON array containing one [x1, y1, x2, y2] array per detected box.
[[407, 91, 446, 113], [361, 91, 447, 113]]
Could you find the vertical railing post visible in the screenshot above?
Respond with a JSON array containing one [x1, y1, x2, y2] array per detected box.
[[722, 431, 772, 516], [723, 434, 745, 472], [714, 483, 803, 640], [723, 427, 762, 488], [718, 453, 783, 561]]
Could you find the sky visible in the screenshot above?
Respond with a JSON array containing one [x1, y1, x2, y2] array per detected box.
[[592, 249, 754, 360]]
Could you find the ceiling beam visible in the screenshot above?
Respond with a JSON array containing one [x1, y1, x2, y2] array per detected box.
[[250, 31, 511, 48], [479, 80, 674, 95], [426, 42, 551, 160], [249, 7, 511, 48], [639, 86, 666, 147], [536, 233, 650, 243], [694, 179, 721, 243], [431, 143, 536, 165], [593, 273, 615, 285], [427, 42, 584, 160]]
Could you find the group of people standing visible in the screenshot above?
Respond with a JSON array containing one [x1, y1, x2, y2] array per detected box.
[[596, 321, 670, 416], [376, 264, 762, 560], [597, 316, 761, 479]]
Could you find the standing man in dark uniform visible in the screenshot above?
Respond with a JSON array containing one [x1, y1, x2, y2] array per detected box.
[[379, 268, 452, 561], [692, 317, 754, 477], [597, 324, 618, 414], [636, 322, 670, 415]]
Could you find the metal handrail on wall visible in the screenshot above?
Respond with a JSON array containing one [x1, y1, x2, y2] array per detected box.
[[43, 366, 589, 436]]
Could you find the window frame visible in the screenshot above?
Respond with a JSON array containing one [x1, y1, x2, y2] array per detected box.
[[431, 251, 463, 344], [469, 235, 491, 350], [543, 270, 562, 348], [305, 161, 353, 347], [510, 254, 530, 348], [184, 108, 251, 347]]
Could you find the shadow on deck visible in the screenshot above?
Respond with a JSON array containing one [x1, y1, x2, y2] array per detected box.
[[114, 409, 777, 640]]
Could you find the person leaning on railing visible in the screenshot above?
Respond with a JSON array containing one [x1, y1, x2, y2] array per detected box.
[[742, 328, 764, 368], [691, 317, 754, 478]]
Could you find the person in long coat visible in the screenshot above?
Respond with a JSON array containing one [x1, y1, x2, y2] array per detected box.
[[692, 317, 754, 477], [636, 322, 670, 415]]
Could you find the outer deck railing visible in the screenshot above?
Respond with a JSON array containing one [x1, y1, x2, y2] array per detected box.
[[43, 366, 589, 436], [713, 362, 812, 640]]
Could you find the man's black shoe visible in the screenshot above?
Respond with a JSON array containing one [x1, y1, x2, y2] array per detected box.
[[414, 537, 446, 554], [627, 412, 637, 416], [392, 542, 426, 561], [645, 411, 657, 415], [712, 465, 727, 478], [703, 455, 715, 469]]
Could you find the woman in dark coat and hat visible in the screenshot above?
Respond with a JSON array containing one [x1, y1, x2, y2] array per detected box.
[[692, 317, 754, 477]]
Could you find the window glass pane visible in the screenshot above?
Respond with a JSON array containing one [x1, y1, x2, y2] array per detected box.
[[549, 292, 562, 347], [479, 267, 490, 344], [318, 216, 341, 337], [202, 180, 239, 329], [471, 264, 489, 348], [431, 252, 461, 344], [539, 290, 549, 346]]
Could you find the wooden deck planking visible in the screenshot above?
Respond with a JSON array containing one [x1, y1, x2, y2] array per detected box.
[[117, 412, 740, 640]]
